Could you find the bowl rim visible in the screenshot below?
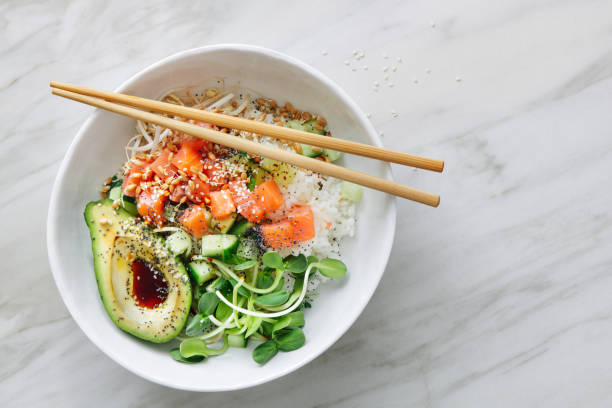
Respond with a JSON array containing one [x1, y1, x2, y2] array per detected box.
[[46, 43, 397, 391]]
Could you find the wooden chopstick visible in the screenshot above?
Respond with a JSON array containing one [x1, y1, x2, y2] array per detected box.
[[51, 86, 440, 207], [50, 81, 444, 173]]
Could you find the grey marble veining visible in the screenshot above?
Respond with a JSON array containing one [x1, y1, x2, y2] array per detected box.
[[2, 0, 612, 406]]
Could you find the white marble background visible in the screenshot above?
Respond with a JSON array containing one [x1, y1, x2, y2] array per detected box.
[[2, 0, 612, 406]]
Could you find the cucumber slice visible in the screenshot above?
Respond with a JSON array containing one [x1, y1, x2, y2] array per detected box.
[[108, 186, 138, 215], [287, 119, 326, 135], [236, 238, 260, 260], [228, 218, 253, 236], [109, 186, 122, 201], [340, 181, 363, 203], [227, 334, 247, 348], [323, 149, 342, 162], [167, 230, 192, 256], [121, 196, 138, 216], [259, 159, 297, 187], [247, 167, 268, 190], [211, 213, 236, 234], [187, 260, 217, 286], [260, 158, 280, 172], [285, 120, 303, 131], [201, 234, 239, 259], [300, 144, 323, 158], [303, 119, 326, 135]]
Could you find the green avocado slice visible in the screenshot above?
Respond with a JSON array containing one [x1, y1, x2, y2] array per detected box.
[[84, 199, 192, 343]]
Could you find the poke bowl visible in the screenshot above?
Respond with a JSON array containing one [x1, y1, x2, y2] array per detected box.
[[47, 44, 396, 391]]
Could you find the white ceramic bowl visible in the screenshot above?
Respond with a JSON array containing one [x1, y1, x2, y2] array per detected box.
[[47, 44, 396, 391]]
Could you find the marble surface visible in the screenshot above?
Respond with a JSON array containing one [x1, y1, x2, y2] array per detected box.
[[2, 0, 612, 406]]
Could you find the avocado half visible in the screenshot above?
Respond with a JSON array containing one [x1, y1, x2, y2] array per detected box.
[[84, 199, 192, 343]]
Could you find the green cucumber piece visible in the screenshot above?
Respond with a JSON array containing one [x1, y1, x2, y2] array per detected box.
[[303, 119, 326, 135], [340, 181, 363, 202], [201, 234, 239, 259], [109, 186, 122, 201], [227, 334, 247, 348], [300, 144, 323, 158], [322, 149, 342, 162], [211, 213, 237, 234], [260, 158, 280, 172], [187, 260, 217, 286], [285, 120, 304, 131], [108, 186, 138, 215], [167, 230, 192, 256], [121, 196, 138, 216], [247, 167, 268, 190], [228, 218, 253, 236]]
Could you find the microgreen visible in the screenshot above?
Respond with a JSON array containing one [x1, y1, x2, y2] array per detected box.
[[252, 341, 278, 365], [170, 348, 205, 364], [262, 251, 284, 269], [284, 254, 307, 274], [198, 292, 219, 316], [275, 327, 306, 351], [234, 259, 257, 271], [254, 290, 290, 307], [313, 258, 347, 279]]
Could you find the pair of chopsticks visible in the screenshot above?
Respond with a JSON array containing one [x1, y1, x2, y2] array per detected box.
[[50, 81, 444, 207]]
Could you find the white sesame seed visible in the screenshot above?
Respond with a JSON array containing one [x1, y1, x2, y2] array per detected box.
[[388, 83, 394, 87], [426, 68, 431, 74], [384, 75, 389, 81], [366, 113, 372, 118], [353, 50, 358, 56], [379, 131, 384, 137], [344, 60, 350, 65], [397, 57, 402, 63], [430, 21, 436, 27], [321, 51, 328, 56], [373, 81, 379, 86], [363, 66, 368, 70], [456, 76, 462, 82], [383, 66, 388, 72], [351, 67, 357, 71], [382, 52, 388, 59], [392, 66, 397, 72]]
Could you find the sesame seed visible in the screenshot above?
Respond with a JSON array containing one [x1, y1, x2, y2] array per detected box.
[[373, 81, 379, 86], [321, 51, 328, 56], [384, 75, 390, 81], [344, 60, 350, 65], [363, 66, 368, 70], [430, 21, 436, 27], [353, 50, 358, 56], [392, 66, 397, 72], [383, 66, 388, 72], [397, 57, 402, 63], [426, 68, 431, 74], [379, 131, 384, 137], [456, 76, 462, 82], [388, 83, 394, 87], [366, 113, 372, 118]]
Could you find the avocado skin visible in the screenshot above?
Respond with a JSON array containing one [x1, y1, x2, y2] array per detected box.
[[83, 199, 192, 343]]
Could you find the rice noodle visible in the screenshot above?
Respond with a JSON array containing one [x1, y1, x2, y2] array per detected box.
[[207, 93, 234, 110], [137, 121, 153, 143], [227, 95, 250, 116]]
